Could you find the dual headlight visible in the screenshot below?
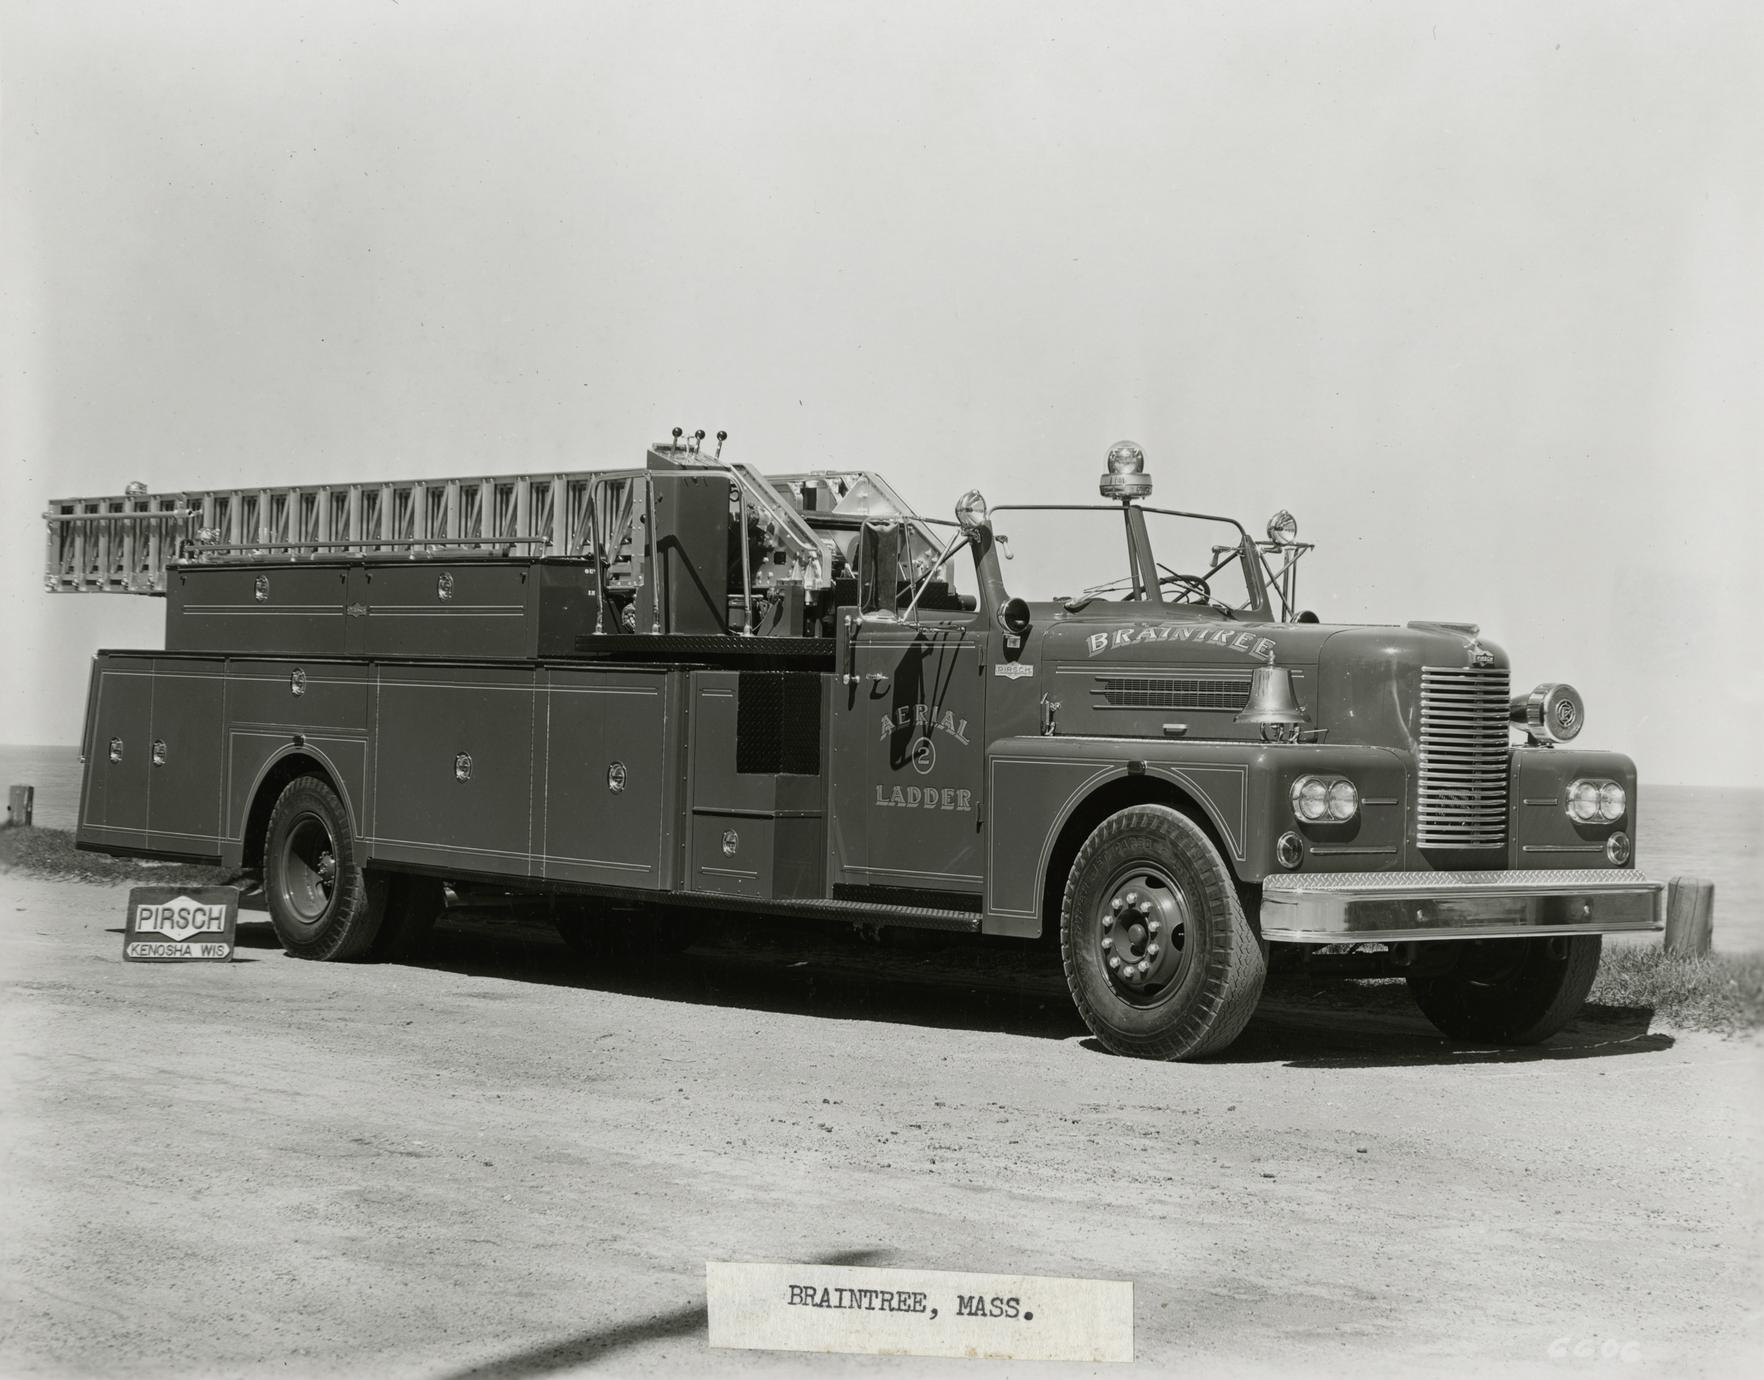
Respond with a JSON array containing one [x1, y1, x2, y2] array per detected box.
[[1291, 775, 1359, 823], [1567, 778, 1626, 824]]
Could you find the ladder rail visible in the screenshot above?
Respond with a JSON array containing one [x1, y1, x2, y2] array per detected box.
[[45, 470, 612, 594]]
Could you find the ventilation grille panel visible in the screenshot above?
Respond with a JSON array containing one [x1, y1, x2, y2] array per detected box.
[[1095, 673, 1252, 712]]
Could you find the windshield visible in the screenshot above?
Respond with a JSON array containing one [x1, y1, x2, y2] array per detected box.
[[990, 505, 1259, 614]]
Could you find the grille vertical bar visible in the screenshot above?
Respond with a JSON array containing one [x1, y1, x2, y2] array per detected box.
[[1416, 666, 1510, 849]]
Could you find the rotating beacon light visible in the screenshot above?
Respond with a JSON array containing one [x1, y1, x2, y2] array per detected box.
[[1100, 440, 1153, 501]]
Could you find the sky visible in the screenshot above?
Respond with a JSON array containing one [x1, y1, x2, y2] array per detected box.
[[2, 0, 1759, 786]]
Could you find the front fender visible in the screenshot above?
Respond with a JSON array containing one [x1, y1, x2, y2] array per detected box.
[[981, 736, 1408, 936]]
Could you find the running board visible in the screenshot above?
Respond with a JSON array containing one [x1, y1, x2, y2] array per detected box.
[[661, 889, 982, 934], [351, 863, 986, 935]]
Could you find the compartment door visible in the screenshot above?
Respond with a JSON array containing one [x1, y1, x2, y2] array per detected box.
[[371, 664, 537, 877], [79, 657, 155, 848], [146, 658, 226, 858], [538, 669, 679, 891]]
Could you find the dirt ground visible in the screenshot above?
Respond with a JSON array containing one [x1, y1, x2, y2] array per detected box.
[[1, 874, 1760, 1380]]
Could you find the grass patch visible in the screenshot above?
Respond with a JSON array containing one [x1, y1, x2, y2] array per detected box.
[[0, 827, 238, 888], [1590, 946, 1764, 1035]]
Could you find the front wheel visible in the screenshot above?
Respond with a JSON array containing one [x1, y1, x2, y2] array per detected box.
[[264, 774, 386, 961], [1060, 805, 1266, 1060], [1407, 936, 1602, 1044]]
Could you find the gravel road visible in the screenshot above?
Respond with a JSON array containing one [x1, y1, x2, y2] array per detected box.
[[2, 874, 1759, 1379]]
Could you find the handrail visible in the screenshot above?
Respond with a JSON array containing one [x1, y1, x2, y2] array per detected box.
[[184, 536, 553, 559]]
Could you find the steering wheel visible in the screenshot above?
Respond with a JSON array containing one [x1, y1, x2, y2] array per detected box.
[[1158, 566, 1212, 604]]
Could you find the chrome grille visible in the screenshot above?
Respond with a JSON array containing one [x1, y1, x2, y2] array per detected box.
[[1416, 666, 1510, 849]]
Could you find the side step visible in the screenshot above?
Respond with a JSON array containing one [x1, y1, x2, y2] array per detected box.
[[440, 879, 984, 935], [666, 890, 982, 934]]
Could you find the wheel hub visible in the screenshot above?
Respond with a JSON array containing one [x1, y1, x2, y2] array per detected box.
[[281, 815, 340, 924], [1099, 874, 1187, 997]]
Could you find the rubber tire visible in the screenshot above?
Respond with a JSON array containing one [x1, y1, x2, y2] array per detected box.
[[368, 876, 446, 962], [263, 774, 386, 961], [1060, 805, 1266, 1060], [1407, 935, 1602, 1044]]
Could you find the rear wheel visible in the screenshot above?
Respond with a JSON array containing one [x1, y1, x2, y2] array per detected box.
[[264, 775, 385, 961], [1060, 805, 1266, 1060], [1407, 935, 1602, 1043]]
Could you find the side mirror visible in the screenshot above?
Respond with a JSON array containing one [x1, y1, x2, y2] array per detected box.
[[998, 597, 1031, 636], [857, 520, 906, 616]]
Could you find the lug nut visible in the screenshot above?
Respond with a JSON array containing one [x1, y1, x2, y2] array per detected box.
[[1147, 943, 1160, 958], [1138, 899, 1153, 913], [1101, 914, 1114, 930], [1101, 937, 1113, 951], [1138, 960, 1151, 974], [1147, 919, 1161, 934], [1108, 956, 1120, 970], [1124, 891, 1139, 907], [1110, 897, 1124, 911]]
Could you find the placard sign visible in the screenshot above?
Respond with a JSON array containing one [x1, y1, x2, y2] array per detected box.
[[123, 886, 240, 962], [707, 1262, 1133, 1363]]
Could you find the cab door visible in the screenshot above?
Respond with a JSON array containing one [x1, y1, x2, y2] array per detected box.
[[830, 622, 987, 899]]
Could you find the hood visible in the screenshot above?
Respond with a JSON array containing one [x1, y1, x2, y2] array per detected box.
[[1031, 606, 1507, 748]]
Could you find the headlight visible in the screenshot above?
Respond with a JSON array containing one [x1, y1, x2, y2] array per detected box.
[[1567, 779, 1625, 823], [1293, 777, 1328, 821], [1291, 775, 1358, 823], [1327, 778, 1359, 820], [1266, 509, 1298, 545], [1566, 780, 1601, 822]]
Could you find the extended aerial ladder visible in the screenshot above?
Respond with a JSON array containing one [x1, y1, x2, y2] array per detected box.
[[41, 434, 902, 605]]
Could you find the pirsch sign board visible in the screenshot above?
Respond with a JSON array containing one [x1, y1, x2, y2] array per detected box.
[[123, 887, 240, 962]]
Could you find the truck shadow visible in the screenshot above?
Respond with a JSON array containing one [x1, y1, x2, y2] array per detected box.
[[432, 1247, 890, 1380], [237, 914, 1674, 1069], [416, 912, 1089, 1043], [1218, 986, 1672, 1068]]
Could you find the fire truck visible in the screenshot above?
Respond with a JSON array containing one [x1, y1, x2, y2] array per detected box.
[[48, 434, 1663, 1059]]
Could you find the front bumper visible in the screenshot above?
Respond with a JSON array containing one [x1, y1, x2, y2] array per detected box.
[[1260, 869, 1664, 945]]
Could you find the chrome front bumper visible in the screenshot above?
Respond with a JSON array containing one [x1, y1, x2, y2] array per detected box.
[[1260, 869, 1664, 945]]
